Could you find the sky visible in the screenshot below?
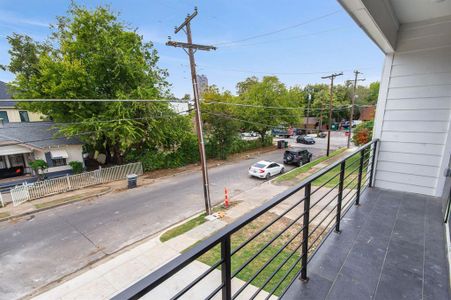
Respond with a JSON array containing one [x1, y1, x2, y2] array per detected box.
[[0, 0, 384, 98]]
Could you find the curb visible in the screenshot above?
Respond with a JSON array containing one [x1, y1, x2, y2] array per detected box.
[[0, 187, 112, 223]]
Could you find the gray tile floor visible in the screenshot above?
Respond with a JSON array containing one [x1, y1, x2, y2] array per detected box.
[[282, 188, 450, 300]]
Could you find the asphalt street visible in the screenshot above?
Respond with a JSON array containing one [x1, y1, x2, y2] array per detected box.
[[0, 136, 345, 299]]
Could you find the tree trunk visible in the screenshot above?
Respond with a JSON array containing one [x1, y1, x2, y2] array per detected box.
[[113, 143, 123, 165]]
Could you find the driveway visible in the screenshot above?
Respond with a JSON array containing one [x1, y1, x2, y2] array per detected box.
[[0, 145, 341, 299]]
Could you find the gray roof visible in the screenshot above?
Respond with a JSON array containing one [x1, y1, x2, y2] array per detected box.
[[0, 81, 15, 107], [0, 122, 82, 149]]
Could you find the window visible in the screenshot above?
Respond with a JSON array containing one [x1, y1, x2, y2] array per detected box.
[[19, 111, 29, 122], [52, 158, 67, 167], [0, 111, 9, 123]]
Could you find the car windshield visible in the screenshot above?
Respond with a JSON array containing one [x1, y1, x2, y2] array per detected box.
[[253, 163, 267, 168], [305, 137, 313, 140]]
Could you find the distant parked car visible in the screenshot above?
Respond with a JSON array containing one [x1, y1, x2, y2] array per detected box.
[[317, 132, 327, 138], [272, 127, 294, 138], [283, 149, 312, 167], [248, 161, 284, 179], [297, 135, 315, 144], [240, 131, 258, 138], [295, 128, 307, 136]]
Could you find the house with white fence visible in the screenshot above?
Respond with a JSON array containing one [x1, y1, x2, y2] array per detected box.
[[0, 122, 84, 178]]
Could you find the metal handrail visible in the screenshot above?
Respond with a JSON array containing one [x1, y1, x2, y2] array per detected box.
[[112, 139, 379, 300]]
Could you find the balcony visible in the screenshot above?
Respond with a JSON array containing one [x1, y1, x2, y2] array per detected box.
[[113, 140, 450, 300]]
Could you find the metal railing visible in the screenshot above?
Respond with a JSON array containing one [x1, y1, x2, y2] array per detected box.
[[113, 140, 378, 300], [10, 162, 143, 206]]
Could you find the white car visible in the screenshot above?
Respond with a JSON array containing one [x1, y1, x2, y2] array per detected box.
[[249, 160, 285, 179]]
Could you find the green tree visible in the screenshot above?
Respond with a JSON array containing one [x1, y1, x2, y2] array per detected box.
[[236, 76, 300, 142], [201, 86, 240, 159], [4, 4, 190, 164]]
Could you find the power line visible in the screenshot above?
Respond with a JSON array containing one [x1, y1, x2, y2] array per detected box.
[[219, 27, 349, 48], [214, 10, 341, 46], [204, 101, 374, 111], [0, 109, 193, 129]]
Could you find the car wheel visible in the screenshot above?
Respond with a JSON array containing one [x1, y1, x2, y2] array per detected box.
[[297, 161, 302, 167], [265, 173, 271, 180], [280, 167, 285, 174]]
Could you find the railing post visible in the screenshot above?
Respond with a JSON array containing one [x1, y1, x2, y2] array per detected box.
[[336, 161, 346, 233], [369, 140, 377, 188], [356, 148, 365, 206], [221, 235, 232, 300], [300, 182, 311, 282]]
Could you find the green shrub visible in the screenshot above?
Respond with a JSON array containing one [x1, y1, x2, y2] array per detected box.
[[30, 159, 48, 171], [69, 161, 84, 174]]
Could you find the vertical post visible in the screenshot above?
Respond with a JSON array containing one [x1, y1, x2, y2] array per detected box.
[[369, 140, 377, 187], [300, 183, 311, 281], [66, 174, 71, 191], [356, 148, 365, 205], [336, 161, 346, 232], [326, 77, 334, 156], [347, 71, 364, 148], [221, 235, 232, 300]]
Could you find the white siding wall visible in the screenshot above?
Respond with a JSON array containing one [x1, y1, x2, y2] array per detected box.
[[374, 16, 451, 196], [34, 144, 84, 173]]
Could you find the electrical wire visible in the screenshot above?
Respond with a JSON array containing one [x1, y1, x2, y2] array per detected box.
[[204, 101, 375, 111], [214, 10, 342, 46], [0, 99, 190, 103]]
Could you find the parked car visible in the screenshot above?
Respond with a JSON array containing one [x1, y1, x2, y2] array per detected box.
[[295, 128, 307, 136], [272, 127, 294, 138], [283, 149, 312, 167], [297, 135, 315, 144], [248, 160, 284, 179], [317, 132, 327, 138]]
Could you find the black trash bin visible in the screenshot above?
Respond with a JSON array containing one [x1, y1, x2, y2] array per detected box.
[[284, 141, 289, 148], [127, 174, 138, 189], [277, 140, 284, 149]]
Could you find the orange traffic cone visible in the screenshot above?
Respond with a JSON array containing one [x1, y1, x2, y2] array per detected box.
[[224, 187, 229, 208]]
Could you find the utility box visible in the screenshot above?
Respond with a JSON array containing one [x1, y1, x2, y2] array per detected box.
[[127, 174, 138, 189]]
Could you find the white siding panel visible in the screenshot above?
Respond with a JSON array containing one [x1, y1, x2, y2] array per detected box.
[[378, 151, 442, 167], [384, 110, 450, 121], [385, 98, 451, 110], [397, 34, 451, 53], [375, 16, 451, 196], [391, 62, 451, 77], [375, 180, 434, 196], [382, 121, 449, 133], [379, 141, 444, 155], [387, 85, 451, 99], [377, 161, 439, 177], [381, 131, 446, 144], [376, 171, 436, 188], [389, 73, 451, 88]]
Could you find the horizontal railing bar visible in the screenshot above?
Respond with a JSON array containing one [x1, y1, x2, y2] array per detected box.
[[232, 207, 308, 278], [310, 172, 341, 196], [265, 254, 307, 300], [205, 283, 224, 300], [232, 219, 307, 299], [309, 181, 340, 211], [308, 193, 340, 226], [250, 232, 306, 300], [307, 212, 338, 256], [171, 259, 223, 300], [341, 173, 359, 193], [342, 180, 359, 202], [112, 140, 378, 299], [307, 202, 339, 241], [231, 196, 306, 256]]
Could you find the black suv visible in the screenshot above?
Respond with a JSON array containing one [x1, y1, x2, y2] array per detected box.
[[283, 149, 312, 167]]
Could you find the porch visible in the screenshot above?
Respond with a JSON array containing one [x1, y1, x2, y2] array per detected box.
[[283, 188, 450, 300]]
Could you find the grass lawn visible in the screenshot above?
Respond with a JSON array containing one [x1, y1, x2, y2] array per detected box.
[[191, 213, 326, 297], [274, 147, 347, 183], [160, 203, 238, 242], [312, 151, 370, 188]]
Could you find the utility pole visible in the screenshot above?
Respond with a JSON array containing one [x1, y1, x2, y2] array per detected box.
[[322, 72, 343, 156], [166, 7, 216, 215], [306, 91, 312, 133], [347, 70, 365, 148]]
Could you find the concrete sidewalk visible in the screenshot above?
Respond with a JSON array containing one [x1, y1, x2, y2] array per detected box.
[[31, 150, 352, 299]]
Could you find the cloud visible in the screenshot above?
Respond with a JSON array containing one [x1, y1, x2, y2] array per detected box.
[[0, 11, 50, 28]]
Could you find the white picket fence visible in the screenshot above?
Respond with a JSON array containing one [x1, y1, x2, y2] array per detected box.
[[10, 162, 143, 206]]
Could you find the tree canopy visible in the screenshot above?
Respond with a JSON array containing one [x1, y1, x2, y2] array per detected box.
[[4, 4, 190, 164]]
